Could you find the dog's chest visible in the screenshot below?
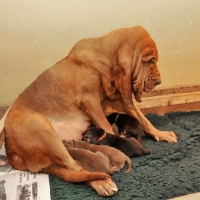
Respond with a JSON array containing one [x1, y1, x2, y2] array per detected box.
[[49, 111, 90, 141]]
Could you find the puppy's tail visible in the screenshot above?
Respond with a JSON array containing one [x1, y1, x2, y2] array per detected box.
[[124, 156, 132, 174], [0, 107, 10, 148], [42, 164, 110, 182]]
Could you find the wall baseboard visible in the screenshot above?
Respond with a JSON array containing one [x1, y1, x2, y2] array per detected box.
[[138, 91, 200, 109], [142, 84, 200, 98], [138, 84, 200, 115]]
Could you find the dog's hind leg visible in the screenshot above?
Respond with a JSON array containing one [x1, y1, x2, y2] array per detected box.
[[5, 112, 109, 182], [41, 164, 109, 183], [43, 165, 118, 196]]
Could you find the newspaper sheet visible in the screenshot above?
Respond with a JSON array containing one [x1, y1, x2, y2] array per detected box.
[[0, 144, 51, 200]]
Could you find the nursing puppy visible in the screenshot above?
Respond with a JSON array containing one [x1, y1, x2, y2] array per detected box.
[[66, 148, 113, 175], [64, 140, 132, 174], [106, 112, 144, 143], [83, 127, 150, 157]]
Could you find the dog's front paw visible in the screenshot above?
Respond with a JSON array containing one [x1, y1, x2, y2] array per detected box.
[[154, 131, 177, 143], [86, 177, 118, 196]]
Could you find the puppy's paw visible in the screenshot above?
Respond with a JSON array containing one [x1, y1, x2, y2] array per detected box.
[[155, 131, 177, 143], [86, 177, 118, 196]]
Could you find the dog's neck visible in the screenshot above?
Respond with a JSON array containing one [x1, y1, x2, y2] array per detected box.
[[98, 131, 107, 142], [98, 133, 118, 146], [114, 114, 120, 124]]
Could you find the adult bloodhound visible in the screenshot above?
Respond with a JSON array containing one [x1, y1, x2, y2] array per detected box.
[[0, 26, 177, 196]]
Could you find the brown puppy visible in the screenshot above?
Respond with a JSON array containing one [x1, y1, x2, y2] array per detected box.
[[64, 140, 132, 174], [2, 26, 177, 197], [66, 147, 113, 175], [82, 127, 150, 157]]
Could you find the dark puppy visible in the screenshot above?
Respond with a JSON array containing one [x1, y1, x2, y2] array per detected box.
[[82, 127, 150, 157], [106, 112, 144, 143]]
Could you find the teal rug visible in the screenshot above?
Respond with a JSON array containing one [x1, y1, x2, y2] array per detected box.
[[49, 111, 200, 200]]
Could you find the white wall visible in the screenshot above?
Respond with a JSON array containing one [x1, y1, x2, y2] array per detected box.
[[0, 0, 200, 105]]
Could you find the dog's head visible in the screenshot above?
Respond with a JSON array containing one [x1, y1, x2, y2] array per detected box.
[[82, 127, 106, 144], [113, 26, 161, 109]]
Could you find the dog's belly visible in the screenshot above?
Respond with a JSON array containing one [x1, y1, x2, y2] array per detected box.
[[49, 111, 91, 141]]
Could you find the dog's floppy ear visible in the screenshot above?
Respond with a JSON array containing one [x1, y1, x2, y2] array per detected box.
[[115, 50, 135, 110], [115, 36, 158, 109]]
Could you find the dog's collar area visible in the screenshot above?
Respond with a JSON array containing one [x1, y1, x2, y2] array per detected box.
[[114, 114, 120, 124], [98, 131, 107, 142]]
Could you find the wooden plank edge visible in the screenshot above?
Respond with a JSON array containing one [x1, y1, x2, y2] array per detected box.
[[137, 91, 200, 109], [140, 102, 200, 115], [143, 84, 200, 97]]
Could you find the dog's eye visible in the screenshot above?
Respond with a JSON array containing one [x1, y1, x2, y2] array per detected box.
[[149, 58, 155, 64], [143, 56, 156, 64]]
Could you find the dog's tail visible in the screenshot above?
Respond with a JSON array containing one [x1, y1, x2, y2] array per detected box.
[[0, 107, 10, 148], [124, 156, 132, 174]]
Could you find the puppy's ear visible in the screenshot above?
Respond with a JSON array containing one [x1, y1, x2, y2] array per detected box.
[[115, 51, 134, 110]]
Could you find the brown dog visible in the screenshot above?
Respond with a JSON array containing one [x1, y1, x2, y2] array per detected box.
[[64, 140, 132, 174], [2, 25, 177, 196]]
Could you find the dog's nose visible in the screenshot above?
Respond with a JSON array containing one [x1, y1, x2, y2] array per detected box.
[[155, 79, 161, 85]]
